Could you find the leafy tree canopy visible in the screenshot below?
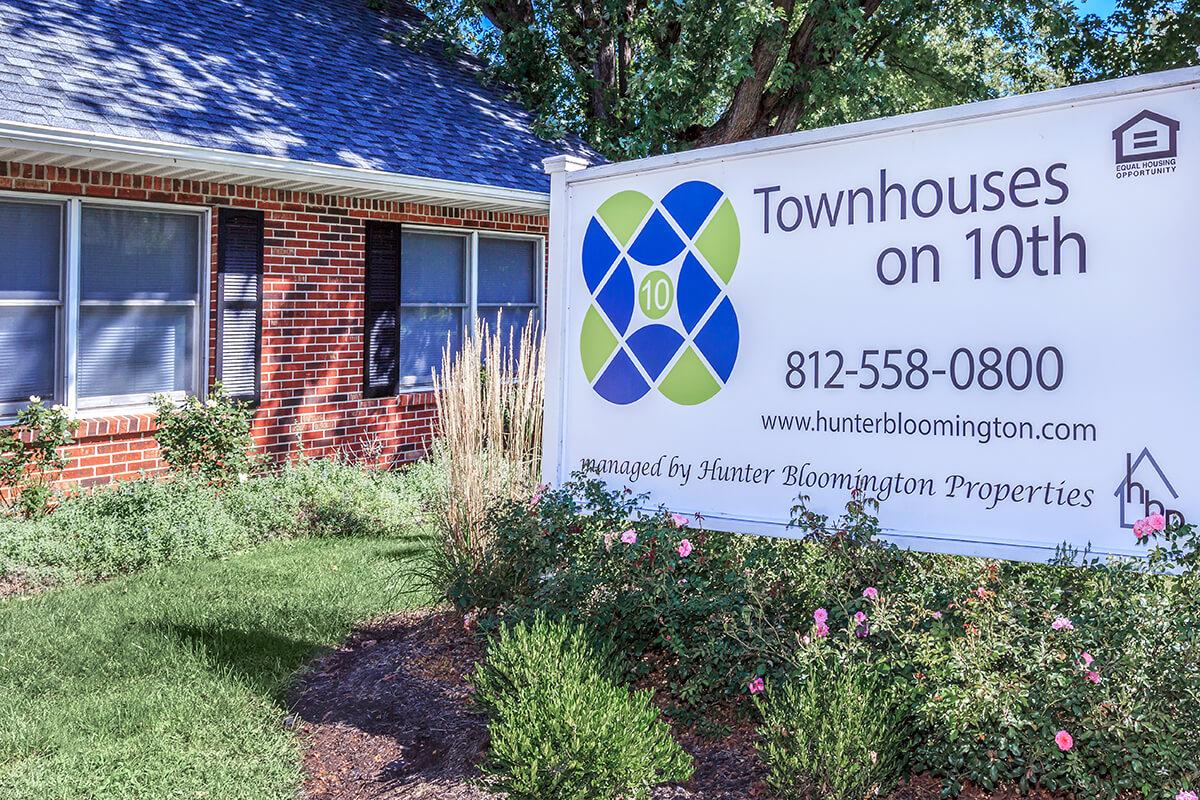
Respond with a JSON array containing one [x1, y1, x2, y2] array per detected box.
[[408, 0, 1198, 159]]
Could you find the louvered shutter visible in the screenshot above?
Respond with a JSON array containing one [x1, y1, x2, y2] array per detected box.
[[216, 208, 264, 403], [364, 221, 401, 397]]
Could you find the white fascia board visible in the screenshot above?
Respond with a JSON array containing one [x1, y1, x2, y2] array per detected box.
[[0, 119, 551, 213], [568, 66, 1200, 186]]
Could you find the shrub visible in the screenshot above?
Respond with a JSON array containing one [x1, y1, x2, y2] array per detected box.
[[473, 613, 693, 800], [226, 455, 416, 539], [757, 657, 908, 800], [0, 398, 78, 517], [0, 456, 424, 584], [456, 474, 1200, 798], [451, 476, 901, 717], [152, 384, 254, 484]]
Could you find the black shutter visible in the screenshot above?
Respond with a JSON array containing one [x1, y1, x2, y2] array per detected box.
[[364, 221, 401, 397], [216, 208, 264, 403]]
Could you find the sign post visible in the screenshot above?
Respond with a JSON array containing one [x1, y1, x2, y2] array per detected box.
[[544, 68, 1200, 561]]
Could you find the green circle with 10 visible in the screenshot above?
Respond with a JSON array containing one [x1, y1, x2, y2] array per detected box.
[[638, 270, 674, 319]]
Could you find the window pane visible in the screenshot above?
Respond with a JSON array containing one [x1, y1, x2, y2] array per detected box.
[[81, 207, 199, 300], [78, 306, 194, 399], [478, 306, 538, 363], [400, 307, 462, 385], [0, 307, 55, 403], [478, 237, 537, 304], [400, 232, 466, 303], [0, 202, 61, 299]]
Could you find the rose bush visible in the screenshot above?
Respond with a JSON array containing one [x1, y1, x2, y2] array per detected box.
[[444, 473, 1200, 797]]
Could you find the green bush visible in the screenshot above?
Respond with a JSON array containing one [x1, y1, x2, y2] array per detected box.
[[0, 476, 248, 581], [473, 613, 693, 800], [757, 658, 908, 800], [450, 474, 1200, 798], [228, 456, 417, 540], [0, 456, 426, 585], [152, 384, 254, 484]]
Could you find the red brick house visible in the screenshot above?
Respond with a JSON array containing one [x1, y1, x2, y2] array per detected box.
[[0, 0, 591, 486]]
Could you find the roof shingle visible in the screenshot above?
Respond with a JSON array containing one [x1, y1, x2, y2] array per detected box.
[[0, 0, 592, 192]]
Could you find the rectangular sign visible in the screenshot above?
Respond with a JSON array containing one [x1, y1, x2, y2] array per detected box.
[[542, 69, 1200, 561]]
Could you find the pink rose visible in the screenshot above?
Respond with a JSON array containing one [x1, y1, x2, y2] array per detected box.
[[1133, 518, 1150, 539], [1176, 791, 1198, 800], [1149, 512, 1167, 532], [813, 607, 828, 624], [1079, 651, 1094, 667], [620, 529, 637, 545], [815, 621, 830, 638], [854, 611, 868, 624], [862, 587, 879, 600], [677, 539, 693, 558], [1051, 616, 1074, 631], [748, 677, 765, 695], [669, 512, 690, 528], [1085, 671, 1101, 685], [1055, 730, 1073, 751], [932, 611, 943, 620]]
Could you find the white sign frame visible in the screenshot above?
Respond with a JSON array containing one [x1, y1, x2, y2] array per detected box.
[[543, 67, 1200, 562]]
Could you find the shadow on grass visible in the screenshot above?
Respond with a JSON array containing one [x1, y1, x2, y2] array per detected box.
[[150, 622, 328, 700]]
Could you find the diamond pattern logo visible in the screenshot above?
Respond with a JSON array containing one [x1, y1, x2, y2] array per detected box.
[[580, 181, 740, 405]]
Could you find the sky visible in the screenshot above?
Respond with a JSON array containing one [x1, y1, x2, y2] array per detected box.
[[1074, 0, 1118, 15]]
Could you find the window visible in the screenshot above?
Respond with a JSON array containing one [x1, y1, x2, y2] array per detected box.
[[375, 228, 542, 390], [0, 200, 62, 412], [0, 195, 208, 417], [399, 231, 468, 388]]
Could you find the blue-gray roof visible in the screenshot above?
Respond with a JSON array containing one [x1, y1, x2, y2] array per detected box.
[[0, 0, 593, 193]]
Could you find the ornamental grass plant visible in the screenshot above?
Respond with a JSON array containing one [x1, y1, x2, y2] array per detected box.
[[428, 314, 544, 601]]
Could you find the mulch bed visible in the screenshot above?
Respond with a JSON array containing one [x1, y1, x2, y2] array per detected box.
[[290, 609, 1060, 800], [291, 609, 765, 799]]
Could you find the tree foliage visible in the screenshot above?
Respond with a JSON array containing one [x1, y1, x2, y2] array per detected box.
[[408, 0, 1199, 158]]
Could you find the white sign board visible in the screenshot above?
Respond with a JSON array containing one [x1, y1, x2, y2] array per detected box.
[[542, 69, 1200, 561]]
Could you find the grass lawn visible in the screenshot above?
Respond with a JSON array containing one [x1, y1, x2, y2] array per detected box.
[[0, 534, 426, 800]]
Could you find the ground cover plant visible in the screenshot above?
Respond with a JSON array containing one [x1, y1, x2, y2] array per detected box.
[[0, 454, 423, 586], [0, 386, 425, 588], [431, 473, 1200, 800]]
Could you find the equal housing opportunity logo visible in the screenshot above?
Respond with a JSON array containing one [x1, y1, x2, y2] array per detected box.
[[579, 181, 740, 405], [1112, 109, 1181, 178]]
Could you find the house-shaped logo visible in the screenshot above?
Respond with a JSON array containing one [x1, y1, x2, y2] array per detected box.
[[1113, 447, 1186, 528], [1112, 110, 1180, 164]]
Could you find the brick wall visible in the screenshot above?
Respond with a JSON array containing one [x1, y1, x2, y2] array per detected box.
[[0, 160, 549, 488]]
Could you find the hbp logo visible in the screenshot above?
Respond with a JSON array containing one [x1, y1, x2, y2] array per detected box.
[[579, 181, 740, 405]]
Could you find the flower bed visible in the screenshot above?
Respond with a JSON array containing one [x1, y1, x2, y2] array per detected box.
[[427, 474, 1200, 800]]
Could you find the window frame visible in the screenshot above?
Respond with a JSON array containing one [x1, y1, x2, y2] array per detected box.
[[397, 225, 545, 392], [0, 192, 211, 421]]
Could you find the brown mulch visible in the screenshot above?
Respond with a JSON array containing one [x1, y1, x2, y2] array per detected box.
[[290, 610, 1067, 800], [292, 609, 765, 799]]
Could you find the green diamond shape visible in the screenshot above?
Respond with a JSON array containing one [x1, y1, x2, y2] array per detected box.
[[597, 190, 653, 247]]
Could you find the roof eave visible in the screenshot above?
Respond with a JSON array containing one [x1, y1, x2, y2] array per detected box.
[[0, 119, 551, 213]]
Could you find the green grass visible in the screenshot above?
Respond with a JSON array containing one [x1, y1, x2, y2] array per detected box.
[[0, 535, 427, 800]]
